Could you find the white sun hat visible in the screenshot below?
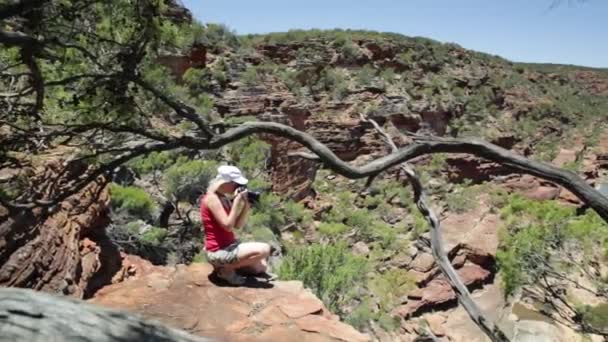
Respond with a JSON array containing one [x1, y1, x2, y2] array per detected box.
[[217, 165, 248, 185]]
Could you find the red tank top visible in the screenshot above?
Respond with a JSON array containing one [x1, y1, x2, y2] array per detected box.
[[201, 194, 236, 252]]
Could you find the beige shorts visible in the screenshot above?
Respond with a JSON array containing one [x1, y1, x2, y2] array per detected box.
[[206, 241, 240, 266]]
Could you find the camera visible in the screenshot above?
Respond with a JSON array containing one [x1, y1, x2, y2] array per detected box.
[[238, 186, 262, 204]]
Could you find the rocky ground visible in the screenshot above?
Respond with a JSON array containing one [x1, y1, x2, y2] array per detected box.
[[90, 257, 369, 342]]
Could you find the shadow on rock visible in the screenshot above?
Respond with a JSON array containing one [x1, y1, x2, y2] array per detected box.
[[207, 272, 274, 289]]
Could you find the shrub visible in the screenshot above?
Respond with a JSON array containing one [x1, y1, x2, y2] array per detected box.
[[140, 226, 168, 246], [369, 268, 415, 311], [250, 226, 277, 243], [129, 151, 178, 175], [335, 39, 363, 64], [282, 200, 313, 225], [345, 297, 375, 331], [356, 66, 376, 86], [226, 137, 271, 176], [241, 66, 259, 86], [198, 23, 239, 53], [163, 159, 217, 203], [445, 182, 479, 213], [318, 222, 349, 236], [109, 184, 155, 219], [278, 242, 367, 314], [496, 194, 608, 296], [579, 303, 608, 332], [248, 192, 285, 232]]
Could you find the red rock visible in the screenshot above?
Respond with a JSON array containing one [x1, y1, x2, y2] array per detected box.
[[0, 159, 114, 299], [425, 314, 446, 337], [409, 253, 435, 273], [523, 186, 560, 201], [396, 263, 491, 318], [253, 305, 290, 326], [276, 295, 324, 318], [90, 262, 367, 341], [296, 315, 370, 342], [552, 148, 577, 168]]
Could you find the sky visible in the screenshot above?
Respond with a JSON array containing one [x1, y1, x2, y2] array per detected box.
[[181, 0, 607, 68]]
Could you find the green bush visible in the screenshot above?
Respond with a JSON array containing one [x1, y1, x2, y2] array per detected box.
[[248, 192, 285, 232], [356, 66, 375, 86], [278, 242, 367, 314], [250, 226, 277, 243], [318, 222, 349, 236], [109, 184, 155, 219], [445, 182, 479, 213], [282, 200, 313, 225], [226, 137, 271, 176], [163, 159, 217, 203], [579, 303, 608, 332], [496, 194, 608, 296], [345, 297, 375, 331], [369, 268, 415, 311], [140, 227, 168, 246], [241, 66, 259, 86], [129, 151, 178, 175]]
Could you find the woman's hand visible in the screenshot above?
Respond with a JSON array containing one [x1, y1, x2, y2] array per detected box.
[[233, 189, 249, 211]]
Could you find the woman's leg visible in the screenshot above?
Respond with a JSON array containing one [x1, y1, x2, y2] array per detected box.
[[223, 242, 270, 272]]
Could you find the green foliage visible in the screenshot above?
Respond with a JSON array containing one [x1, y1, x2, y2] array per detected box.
[[250, 226, 277, 243], [334, 36, 364, 64], [368, 268, 415, 311], [140, 227, 168, 246], [318, 222, 349, 236], [198, 23, 240, 53], [282, 200, 313, 225], [163, 159, 218, 203], [345, 297, 375, 331], [497, 194, 608, 296], [356, 66, 376, 86], [445, 182, 480, 213], [578, 303, 608, 332], [226, 137, 271, 177], [411, 209, 429, 239], [248, 192, 284, 230], [278, 243, 368, 314], [240, 63, 280, 87], [109, 184, 155, 219], [129, 151, 178, 175]]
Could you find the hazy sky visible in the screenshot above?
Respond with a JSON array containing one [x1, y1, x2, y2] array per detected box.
[[181, 0, 607, 68]]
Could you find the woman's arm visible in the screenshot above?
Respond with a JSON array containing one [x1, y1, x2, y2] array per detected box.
[[205, 192, 246, 231], [235, 199, 250, 229]]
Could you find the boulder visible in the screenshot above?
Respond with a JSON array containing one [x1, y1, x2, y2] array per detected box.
[[91, 262, 370, 342]]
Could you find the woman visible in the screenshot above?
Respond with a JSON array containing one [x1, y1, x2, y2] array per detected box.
[[200, 165, 272, 285]]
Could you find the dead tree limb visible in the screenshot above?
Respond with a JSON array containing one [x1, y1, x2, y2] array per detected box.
[[0, 287, 214, 342], [361, 116, 509, 342], [210, 122, 608, 224]]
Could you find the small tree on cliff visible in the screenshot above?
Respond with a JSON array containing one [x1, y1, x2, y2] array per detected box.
[[1, 1, 608, 342]]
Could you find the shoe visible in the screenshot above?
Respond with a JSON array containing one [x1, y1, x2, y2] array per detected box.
[[217, 268, 246, 285], [255, 272, 278, 281]]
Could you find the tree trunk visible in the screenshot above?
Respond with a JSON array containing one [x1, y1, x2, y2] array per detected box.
[[0, 288, 213, 342]]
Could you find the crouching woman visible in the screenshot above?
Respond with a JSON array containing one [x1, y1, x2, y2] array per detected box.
[[200, 165, 272, 285]]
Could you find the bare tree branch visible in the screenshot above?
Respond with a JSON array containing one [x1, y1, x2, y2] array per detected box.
[[210, 121, 608, 223], [361, 115, 509, 341]]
